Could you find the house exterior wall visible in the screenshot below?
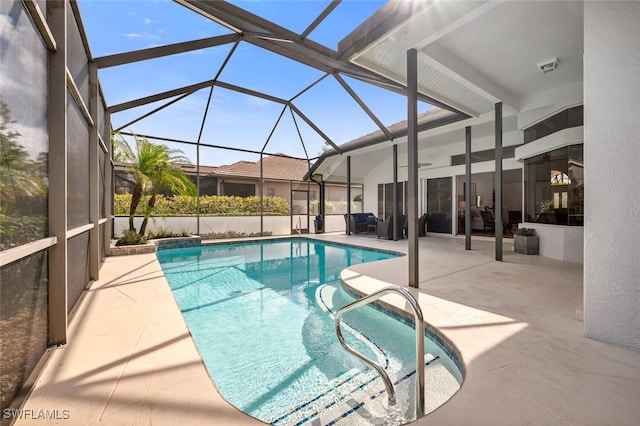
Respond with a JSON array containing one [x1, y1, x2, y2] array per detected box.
[[583, 1, 640, 350], [361, 120, 524, 232]]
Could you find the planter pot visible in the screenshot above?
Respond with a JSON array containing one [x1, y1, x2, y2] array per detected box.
[[109, 241, 156, 256], [514, 234, 539, 255], [109, 236, 201, 256]]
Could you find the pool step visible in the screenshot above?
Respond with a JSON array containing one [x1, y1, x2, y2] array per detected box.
[[273, 353, 460, 426], [317, 353, 460, 426]]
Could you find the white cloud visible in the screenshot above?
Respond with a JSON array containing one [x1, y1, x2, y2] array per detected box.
[[120, 32, 159, 41], [143, 18, 159, 25], [121, 32, 143, 39]]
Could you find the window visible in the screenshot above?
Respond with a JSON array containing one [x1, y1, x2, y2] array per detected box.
[[223, 182, 255, 197], [524, 145, 583, 226], [266, 188, 276, 197], [451, 146, 516, 166], [524, 106, 583, 144]]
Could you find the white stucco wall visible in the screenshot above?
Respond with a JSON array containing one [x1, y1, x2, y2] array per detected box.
[[114, 216, 293, 237], [583, 2, 640, 350], [522, 222, 583, 263], [113, 214, 348, 238]]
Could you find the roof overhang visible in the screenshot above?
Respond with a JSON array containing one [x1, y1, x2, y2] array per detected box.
[[340, 0, 584, 117], [307, 0, 584, 182]]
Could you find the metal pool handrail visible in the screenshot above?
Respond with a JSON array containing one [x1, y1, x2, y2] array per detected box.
[[334, 285, 425, 417]]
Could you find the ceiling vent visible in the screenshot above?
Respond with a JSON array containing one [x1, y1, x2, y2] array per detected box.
[[538, 57, 559, 74]]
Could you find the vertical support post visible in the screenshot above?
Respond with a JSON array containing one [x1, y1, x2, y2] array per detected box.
[[104, 112, 113, 254], [392, 144, 398, 241], [48, 0, 67, 345], [465, 126, 472, 250], [407, 48, 419, 288], [196, 143, 201, 235], [89, 62, 99, 280], [320, 180, 325, 217], [495, 102, 503, 261], [260, 153, 264, 235], [346, 156, 351, 235]]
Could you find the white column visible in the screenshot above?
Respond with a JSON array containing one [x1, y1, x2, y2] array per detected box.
[[583, 1, 640, 350]]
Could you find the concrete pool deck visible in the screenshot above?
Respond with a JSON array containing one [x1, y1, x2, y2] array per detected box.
[[17, 234, 640, 425]]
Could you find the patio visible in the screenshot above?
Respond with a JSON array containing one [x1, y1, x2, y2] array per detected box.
[[17, 234, 640, 425]]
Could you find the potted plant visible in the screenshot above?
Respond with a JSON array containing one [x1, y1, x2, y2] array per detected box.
[[513, 227, 539, 255]]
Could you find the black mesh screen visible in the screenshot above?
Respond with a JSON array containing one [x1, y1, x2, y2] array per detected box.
[[99, 223, 105, 263], [67, 91, 90, 229], [0, 1, 49, 250], [66, 4, 89, 106], [0, 251, 48, 410], [67, 232, 90, 313], [99, 148, 106, 218]]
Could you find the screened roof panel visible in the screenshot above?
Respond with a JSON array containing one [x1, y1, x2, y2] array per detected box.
[[77, 0, 230, 57], [198, 145, 260, 170], [292, 76, 383, 146], [78, 1, 453, 171], [306, 1, 386, 50], [99, 44, 235, 107], [341, 75, 435, 128], [114, 89, 211, 143], [199, 87, 306, 156], [226, 0, 330, 35], [118, 133, 199, 165], [216, 42, 325, 100], [261, 109, 324, 160]]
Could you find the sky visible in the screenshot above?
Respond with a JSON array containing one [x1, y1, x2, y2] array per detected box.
[[78, 0, 434, 167]]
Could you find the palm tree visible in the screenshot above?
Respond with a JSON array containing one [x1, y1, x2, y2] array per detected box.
[[113, 133, 196, 236]]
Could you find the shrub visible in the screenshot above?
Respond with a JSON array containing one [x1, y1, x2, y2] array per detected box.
[[147, 228, 191, 239], [116, 229, 148, 246], [114, 194, 290, 216], [199, 230, 273, 239], [514, 227, 536, 236]]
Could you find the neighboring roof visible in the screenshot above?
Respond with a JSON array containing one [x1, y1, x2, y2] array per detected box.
[[174, 154, 310, 181], [331, 108, 459, 153], [304, 107, 466, 180]]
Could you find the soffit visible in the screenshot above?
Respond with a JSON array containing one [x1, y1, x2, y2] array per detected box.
[[343, 0, 584, 117]]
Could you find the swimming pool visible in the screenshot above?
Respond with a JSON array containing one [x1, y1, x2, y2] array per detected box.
[[157, 238, 462, 425]]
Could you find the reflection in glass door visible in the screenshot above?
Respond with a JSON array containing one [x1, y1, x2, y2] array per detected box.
[[426, 177, 452, 234], [291, 189, 309, 234]]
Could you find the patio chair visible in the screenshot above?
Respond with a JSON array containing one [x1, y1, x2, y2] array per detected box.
[[418, 213, 428, 236], [480, 210, 495, 233], [508, 210, 522, 232], [377, 214, 406, 240]]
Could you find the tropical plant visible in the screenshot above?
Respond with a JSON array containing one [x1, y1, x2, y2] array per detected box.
[[113, 133, 197, 236], [115, 229, 147, 246], [0, 99, 48, 250], [513, 227, 536, 236]]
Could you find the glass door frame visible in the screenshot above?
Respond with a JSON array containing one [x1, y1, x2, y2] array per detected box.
[[290, 186, 310, 234]]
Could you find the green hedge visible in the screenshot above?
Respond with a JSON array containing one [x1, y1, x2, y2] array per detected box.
[[114, 194, 290, 216]]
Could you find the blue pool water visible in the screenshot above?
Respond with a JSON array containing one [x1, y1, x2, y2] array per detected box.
[[157, 238, 461, 425]]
